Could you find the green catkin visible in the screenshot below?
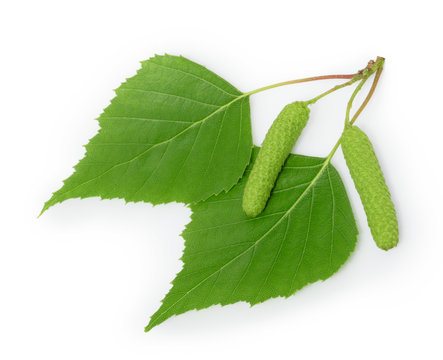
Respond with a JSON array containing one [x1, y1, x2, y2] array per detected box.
[[242, 101, 310, 217], [341, 125, 398, 250]]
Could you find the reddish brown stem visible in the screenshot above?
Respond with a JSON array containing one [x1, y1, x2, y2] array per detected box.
[[350, 65, 384, 125]]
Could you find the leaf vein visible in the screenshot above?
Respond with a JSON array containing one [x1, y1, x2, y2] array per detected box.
[[202, 108, 228, 178], [290, 188, 315, 292], [227, 246, 257, 302], [118, 88, 220, 108], [272, 181, 312, 194], [148, 61, 239, 97], [185, 211, 286, 234], [327, 166, 336, 273], [252, 215, 290, 304], [130, 142, 170, 199], [186, 241, 255, 257], [101, 116, 194, 124]]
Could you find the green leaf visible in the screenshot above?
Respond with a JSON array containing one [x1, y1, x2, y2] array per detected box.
[[146, 148, 358, 331], [41, 55, 252, 214]]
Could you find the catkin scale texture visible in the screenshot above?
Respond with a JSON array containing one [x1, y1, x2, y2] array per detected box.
[[341, 125, 398, 250], [242, 101, 310, 217]]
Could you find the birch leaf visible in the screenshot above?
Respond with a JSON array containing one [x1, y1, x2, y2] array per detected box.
[[42, 55, 252, 214], [146, 148, 358, 331]]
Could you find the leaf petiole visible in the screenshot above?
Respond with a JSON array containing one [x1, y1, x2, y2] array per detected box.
[[244, 57, 385, 108], [305, 77, 359, 105], [350, 64, 384, 125], [244, 74, 357, 97], [345, 78, 369, 125]]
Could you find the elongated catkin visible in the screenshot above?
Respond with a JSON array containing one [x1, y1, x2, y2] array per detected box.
[[242, 101, 310, 217], [341, 125, 398, 250]]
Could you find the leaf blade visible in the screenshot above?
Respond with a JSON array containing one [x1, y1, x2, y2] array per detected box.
[[42, 55, 252, 214], [146, 148, 358, 331]]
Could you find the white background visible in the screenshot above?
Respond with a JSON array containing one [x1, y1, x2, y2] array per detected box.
[[1, 0, 442, 359]]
